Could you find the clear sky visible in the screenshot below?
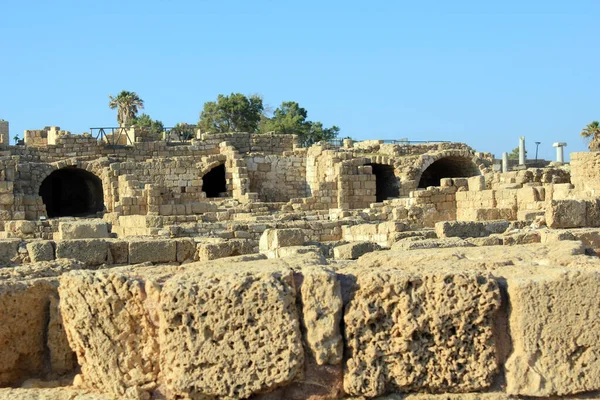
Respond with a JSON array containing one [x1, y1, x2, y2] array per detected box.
[[1, 0, 599, 161]]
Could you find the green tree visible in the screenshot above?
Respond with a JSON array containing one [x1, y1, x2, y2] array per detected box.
[[130, 113, 164, 138], [171, 122, 196, 140], [581, 121, 600, 151], [198, 93, 264, 133], [108, 91, 144, 126], [508, 147, 520, 160], [261, 101, 340, 146], [12, 134, 20, 145]]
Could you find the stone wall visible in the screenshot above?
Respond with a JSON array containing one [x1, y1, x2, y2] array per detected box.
[[571, 151, 600, 193], [247, 153, 308, 202]]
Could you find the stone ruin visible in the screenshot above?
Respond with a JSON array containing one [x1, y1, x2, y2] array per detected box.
[[0, 129, 600, 399]]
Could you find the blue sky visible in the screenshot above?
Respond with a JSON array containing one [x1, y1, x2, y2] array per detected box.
[[1, 0, 598, 161]]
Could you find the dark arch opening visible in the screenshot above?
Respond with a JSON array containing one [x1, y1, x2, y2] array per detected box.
[[366, 163, 399, 202], [418, 156, 480, 188], [202, 164, 227, 198], [39, 167, 104, 218]]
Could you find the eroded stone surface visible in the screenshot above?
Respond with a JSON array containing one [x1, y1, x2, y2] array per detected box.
[[505, 269, 600, 396], [159, 263, 304, 399], [343, 269, 501, 397], [300, 266, 343, 365], [0, 279, 56, 386], [58, 271, 160, 397]]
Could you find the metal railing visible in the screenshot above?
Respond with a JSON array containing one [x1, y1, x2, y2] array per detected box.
[[90, 127, 134, 148]]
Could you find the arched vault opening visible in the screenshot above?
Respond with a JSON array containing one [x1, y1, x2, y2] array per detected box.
[[366, 163, 399, 202], [418, 156, 480, 188], [39, 167, 104, 218], [202, 164, 227, 198]]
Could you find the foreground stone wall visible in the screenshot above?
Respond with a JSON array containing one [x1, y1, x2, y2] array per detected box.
[[2, 241, 600, 399]]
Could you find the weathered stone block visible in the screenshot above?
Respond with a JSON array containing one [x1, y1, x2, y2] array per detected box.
[[0, 239, 20, 265], [58, 220, 109, 240], [59, 271, 160, 397], [467, 175, 485, 191], [0, 279, 56, 385], [505, 270, 600, 396], [344, 270, 501, 397], [333, 241, 380, 260], [26, 240, 55, 262], [435, 220, 510, 239], [128, 239, 176, 264], [259, 228, 305, 251], [55, 239, 109, 266], [300, 267, 343, 365], [546, 199, 587, 228], [175, 238, 196, 262], [159, 267, 304, 398], [107, 239, 128, 264]]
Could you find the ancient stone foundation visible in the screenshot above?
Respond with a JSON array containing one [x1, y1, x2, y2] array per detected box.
[[0, 133, 599, 399]]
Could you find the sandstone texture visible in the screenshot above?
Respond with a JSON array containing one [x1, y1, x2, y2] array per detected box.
[[58, 271, 161, 397], [57, 220, 110, 240], [343, 269, 501, 397], [159, 264, 304, 399], [0, 279, 57, 386], [333, 241, 380, 260], [505, 269, 600, 396]]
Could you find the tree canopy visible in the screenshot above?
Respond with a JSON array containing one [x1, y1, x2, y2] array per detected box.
[[261, 101, 340, 146], [130, 113, 164, 139], [198, 93, 264, 133], [108, 91, 144, 126], [581, 121, 600, 151]]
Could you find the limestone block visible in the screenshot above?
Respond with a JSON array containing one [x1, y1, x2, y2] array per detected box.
[[59, 271, 160, 397], [0, 239, 20, 265], [435, 220, 510, 239], [546, 200, 586, 228], [175, 238, 196, 262], [276, 245, 324, 259], [47, 294, 76, 375], [391, 237, 474, 251], [259, 228, 305, 253], [300, 267, 343, 365], [107, 239, 128, 264], [26, 240, 55, 262], [58, 220, 109, 240], [128, 239, 176, 264], [468, 176, 485, 191], [333, 241, 381, 260], [586, 198, 600, 227], [0, 279, 56, 385], [505, 270, 600, 396], [159, 267, 304, 398], [344, 270, 501, 396], [55, 239, 109, 266]]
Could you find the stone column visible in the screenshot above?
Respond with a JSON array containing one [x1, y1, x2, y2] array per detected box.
[[502, 152, 509, 173], [0, 120, 8, 147], [519, 136, 526, 166], [553, 142, 567, 163]]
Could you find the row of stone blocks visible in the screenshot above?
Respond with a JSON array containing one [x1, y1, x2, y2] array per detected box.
[[0, 237, 257, 267], [1, 241, 599, 399]]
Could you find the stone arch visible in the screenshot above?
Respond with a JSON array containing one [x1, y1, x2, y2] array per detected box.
[[365, 163, 399, 202], [39, 166, 104, 217], [201, 159, 228, 198], [361, 156, 400, 202], [414, 151, 483, 188]]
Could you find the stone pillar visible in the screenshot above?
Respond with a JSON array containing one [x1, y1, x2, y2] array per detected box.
[[0, 120, 8, 147], [502, 152, 509, 173], [519, 136, 526, 166], [343, 138, 353, 149], [553, 142, 567, 163]]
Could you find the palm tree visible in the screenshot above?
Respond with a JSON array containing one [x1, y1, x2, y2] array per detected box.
[[108, 91, 144, 126], [580, 121, 600, 151]]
